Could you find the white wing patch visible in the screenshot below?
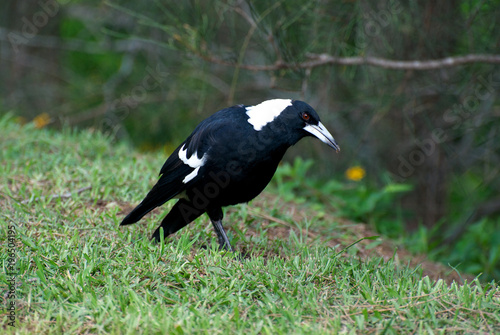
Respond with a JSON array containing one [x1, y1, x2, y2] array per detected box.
[[245, 99, 292, 131], [183, 166, 201, 184], [178, 144, 207, 183]]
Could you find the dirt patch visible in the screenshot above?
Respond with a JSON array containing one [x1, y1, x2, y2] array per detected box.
[[95, 199, 136, 216], [234, 194, 475, 285]]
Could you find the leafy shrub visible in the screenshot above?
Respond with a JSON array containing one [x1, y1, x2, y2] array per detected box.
[[272, 157, 412, 237]]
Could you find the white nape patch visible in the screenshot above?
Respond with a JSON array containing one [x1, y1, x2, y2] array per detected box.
[[245, 99, 292, 131], [178, 144, 206, 183]]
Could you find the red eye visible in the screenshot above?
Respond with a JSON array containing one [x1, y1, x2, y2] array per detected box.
[[302, 112, 310, 121]]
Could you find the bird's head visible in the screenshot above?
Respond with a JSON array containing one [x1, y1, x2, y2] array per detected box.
[[290, 100, 340, 152], [245, 99, 340, 152]]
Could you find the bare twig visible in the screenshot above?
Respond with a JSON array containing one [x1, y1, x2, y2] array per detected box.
[[200, 52, 500, 71], [305, 53, 500, 70], [21, 186, 92, 204]]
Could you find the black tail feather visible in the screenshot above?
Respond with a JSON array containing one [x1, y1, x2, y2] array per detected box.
[[151, 199, 205, 242], [120, 202, 152, 226], [121, 162, 194, 227], [121, 190, 171, 227], [121, 172, 188, 226]]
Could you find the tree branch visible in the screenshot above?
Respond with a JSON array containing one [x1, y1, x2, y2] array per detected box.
[[305, 53, 500, 70], [201, 52, 500, 71]]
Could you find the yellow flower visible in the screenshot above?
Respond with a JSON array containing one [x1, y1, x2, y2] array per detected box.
[[33, 113, 51, 129], [346, 166, 365, 181]]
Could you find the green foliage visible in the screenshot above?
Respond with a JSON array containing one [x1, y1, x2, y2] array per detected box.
[[458, 0, 500, 53], [404, 218, 500, 283], [273, 157, 412, 237], [443, 218, 500, 281], [448, 170, 498, 227]]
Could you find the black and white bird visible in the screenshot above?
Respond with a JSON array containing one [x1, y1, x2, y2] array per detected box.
[[121, 99, 339, 251]]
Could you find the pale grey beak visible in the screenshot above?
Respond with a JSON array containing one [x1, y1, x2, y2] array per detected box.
[[303, 122, 340, 152]]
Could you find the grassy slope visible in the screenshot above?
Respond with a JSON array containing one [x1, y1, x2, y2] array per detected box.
[[1, 115, 499, 334]]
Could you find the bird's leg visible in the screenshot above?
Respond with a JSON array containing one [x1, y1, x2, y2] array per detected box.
[[211, 219, 234, 252], [207, 207, 234, 252]]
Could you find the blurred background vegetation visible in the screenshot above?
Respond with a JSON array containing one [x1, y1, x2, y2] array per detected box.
[[1, 0, 499, 280]]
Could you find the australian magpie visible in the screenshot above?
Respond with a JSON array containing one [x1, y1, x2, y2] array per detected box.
[[120, 99, 339, 251]]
